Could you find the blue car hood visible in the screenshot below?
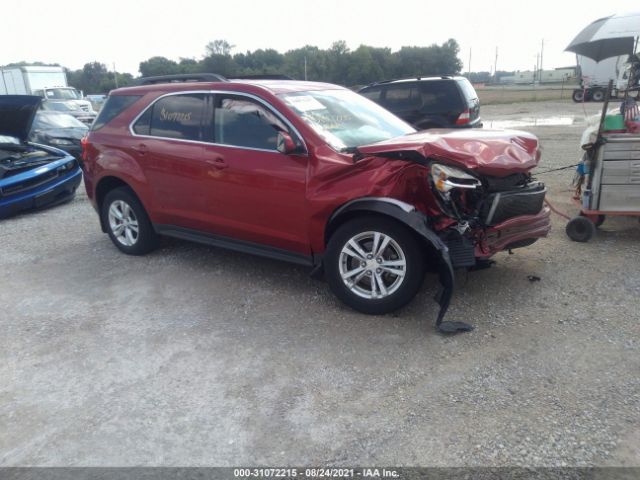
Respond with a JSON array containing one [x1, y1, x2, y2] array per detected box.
[[0, 95, 42, 143]]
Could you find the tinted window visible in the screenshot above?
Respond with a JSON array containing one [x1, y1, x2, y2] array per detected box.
[[383, 85, 422, 110], [133, 108, 152, 135], [213, 95, 286, 150], [360, 87, 382, 101], [148, 94, 206, 141], [418, 81, 462, 113], [456, 78, 479, 101], [92, 95, 141, 131]]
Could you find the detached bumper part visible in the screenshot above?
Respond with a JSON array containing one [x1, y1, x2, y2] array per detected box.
[[433, 253, 474, 334]]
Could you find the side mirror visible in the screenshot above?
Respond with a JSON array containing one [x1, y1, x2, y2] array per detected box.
[[277, 131, 298, 154]]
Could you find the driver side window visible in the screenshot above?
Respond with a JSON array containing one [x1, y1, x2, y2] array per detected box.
[[212, 95, 288, 151]]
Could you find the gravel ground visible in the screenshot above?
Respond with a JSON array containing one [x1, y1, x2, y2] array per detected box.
[[1, 100, 639, 467]]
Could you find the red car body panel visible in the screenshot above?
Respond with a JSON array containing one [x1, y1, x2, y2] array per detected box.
[[83, 80, 550, 263]]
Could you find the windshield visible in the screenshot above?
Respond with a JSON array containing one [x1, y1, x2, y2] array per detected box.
[[0, 135, 19, 145], [33, 112, 87, 130], [280, 89, 414, 151], [43, 102, 74, 112], [44, 88, 82, 100]]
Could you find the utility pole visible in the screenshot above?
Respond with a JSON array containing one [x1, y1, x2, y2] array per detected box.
[[540, 39, 544, 81], [113, 62, 118, 88], [493, 47, 498, 83], [468, 47, 472, 77], [304, 56, 307, 81], [535, 53, 540, 82]]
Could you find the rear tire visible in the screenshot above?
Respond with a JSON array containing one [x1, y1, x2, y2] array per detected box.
[[591, 88, 605, 102], [101, 187, 159, 255], [566, 215, 596, 242], [325, 216, 426, 315], [572, 89, 586, 103]]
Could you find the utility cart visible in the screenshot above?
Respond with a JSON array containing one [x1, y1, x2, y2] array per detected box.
[[566, 81, 640, 242]]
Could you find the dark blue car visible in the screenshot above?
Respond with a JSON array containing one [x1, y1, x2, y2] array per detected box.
[[0, 95, 82, 218]]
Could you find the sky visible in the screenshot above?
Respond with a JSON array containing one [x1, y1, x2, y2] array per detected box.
[[0, 0, 635, 76]]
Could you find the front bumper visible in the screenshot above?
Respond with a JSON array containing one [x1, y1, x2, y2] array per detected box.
[[0, 168, 82, 218], [479, 206, 551, 256]]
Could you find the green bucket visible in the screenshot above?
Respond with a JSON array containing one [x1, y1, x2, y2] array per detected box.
[[603, 114, 625, 131]]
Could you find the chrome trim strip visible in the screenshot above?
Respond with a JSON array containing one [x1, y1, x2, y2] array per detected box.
[[127, 89, 308, 155], [485, 193, 501, 226], [353, 196, 416, 213]]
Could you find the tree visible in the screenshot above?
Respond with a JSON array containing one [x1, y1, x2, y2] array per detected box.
[[2, 61, 60, 67], [139, 56, 180, 77], [345, 46, 386, 86], [133, 38, 463, 86], [205, 40, 234, 56]]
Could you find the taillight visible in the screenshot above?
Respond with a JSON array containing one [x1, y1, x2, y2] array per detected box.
[[80, 135, 89, 163], [455, 109, 471, 126]]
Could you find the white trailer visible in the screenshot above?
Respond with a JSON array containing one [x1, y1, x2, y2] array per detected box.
[[573, 55, 630, 102], [0, 65, 95, 113]]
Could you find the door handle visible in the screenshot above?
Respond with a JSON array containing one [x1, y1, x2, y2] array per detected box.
[[132, 143, 148, 155], [207, 157, 228, 170]]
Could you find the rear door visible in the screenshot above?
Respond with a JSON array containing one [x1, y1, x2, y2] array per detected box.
[[130, 92, 211, 229], [379, 83, 423, 125]]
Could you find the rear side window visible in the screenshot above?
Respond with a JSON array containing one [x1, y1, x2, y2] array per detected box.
[[133, 93, 206, 141], [92, 95, 141, 131], [418, 81, 463, 113], [456, 78, 479, 101], [360, 87, 382, 102], [382, 85, 422, 110]]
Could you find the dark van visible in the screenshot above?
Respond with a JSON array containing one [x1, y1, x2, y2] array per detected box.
[[359, 76, 481, 130]]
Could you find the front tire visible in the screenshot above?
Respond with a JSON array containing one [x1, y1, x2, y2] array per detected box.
[[101, 187, 159, 255], [325, 216, 426, 315], [566, 215, 596, 242]]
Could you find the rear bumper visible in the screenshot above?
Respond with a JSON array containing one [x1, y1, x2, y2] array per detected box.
[[479, 206, 552, 256], [0, 169, 82, 218]]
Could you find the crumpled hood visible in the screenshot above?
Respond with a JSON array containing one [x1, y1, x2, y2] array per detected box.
[[356, 128, 540, 177], [0, 95, 42, 143]]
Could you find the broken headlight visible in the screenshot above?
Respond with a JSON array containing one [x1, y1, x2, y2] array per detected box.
[[430, 163, 481, 193]]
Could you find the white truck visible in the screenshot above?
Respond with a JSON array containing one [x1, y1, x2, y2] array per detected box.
[[0, 65, 96, 114], [573, 55, 630, 102]]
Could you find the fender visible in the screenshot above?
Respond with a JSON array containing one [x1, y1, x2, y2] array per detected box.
[[326, 197, 471, 333]]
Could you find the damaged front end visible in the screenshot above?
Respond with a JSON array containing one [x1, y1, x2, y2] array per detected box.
[[356, 129, 551, 332], [428, 164, 550, 269]]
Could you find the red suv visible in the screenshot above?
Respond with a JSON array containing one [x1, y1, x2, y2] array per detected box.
[[82, 74, 551, 332]]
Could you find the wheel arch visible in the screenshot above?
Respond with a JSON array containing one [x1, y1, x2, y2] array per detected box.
[[323, 197, 455, 326], [95, 176, 142, 232], [326, 198, 443, 253]]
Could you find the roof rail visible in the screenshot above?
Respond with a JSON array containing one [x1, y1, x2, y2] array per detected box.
[[231, 74, 294, 80], [363, 75, 456, 88], [133, 73, 228, 86]]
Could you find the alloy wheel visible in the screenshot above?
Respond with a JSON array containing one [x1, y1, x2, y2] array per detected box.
[[338, 231, 407, 300], [108, 200, 139, 246]]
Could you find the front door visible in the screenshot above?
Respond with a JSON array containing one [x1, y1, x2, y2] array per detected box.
[[201, 93, 309, 254]]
